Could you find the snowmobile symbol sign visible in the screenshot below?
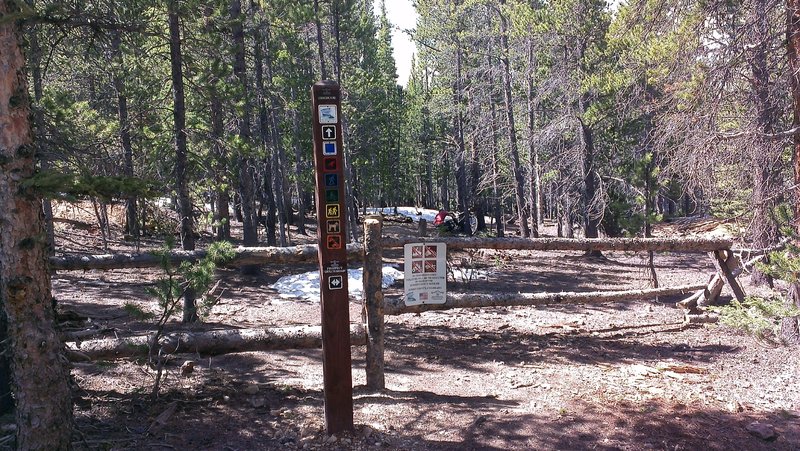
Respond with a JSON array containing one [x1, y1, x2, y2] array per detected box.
[[404, 243, 447, 306]]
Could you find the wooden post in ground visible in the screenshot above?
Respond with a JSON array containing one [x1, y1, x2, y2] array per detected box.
[[363, 215, 385, 390], [311, 81, 353, 434]]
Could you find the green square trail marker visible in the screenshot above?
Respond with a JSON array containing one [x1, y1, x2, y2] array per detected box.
[[311, 80, 353, 435]]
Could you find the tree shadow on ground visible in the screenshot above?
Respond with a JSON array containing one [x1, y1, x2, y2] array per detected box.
[[379, 398, 800, 450], [69, 352, 321, 450], [384, 323, 739, 376], [65, 372, 800, 450]]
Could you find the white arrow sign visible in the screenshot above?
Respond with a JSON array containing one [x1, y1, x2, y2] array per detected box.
[[328, 275, 343, 290], [322, 125, 336, 140]]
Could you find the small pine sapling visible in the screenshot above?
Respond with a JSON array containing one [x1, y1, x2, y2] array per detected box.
[[147, 240, 234, 397]]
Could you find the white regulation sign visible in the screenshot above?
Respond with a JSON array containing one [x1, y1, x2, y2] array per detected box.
[[404, 243, 447, 306]]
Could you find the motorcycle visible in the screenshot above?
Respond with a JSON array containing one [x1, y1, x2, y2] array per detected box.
[[437, 210, 477, 236]]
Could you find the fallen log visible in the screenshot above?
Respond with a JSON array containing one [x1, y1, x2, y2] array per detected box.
[[384, 284, 707, 315], [50, 243, 364, 271], [52, 237, 731, 271], [382, 236, 732, 252], [67, 324, 367, 360]]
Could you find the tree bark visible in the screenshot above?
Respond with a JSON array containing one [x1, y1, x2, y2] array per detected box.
[[329, 4, 360, 244], [168, 0, 197, 322], [579, 120, 601, 244], [27, 20, 55, 253], [111, 30, 137, 239], [313, 0, 328, 80], [362, 216, 385, 390], [0, 308, 10, 415], [785, 0, 800, 342], [0, 1, 74, 445], [791, 0, 800, 229], [251, 6, 279, 246], [748, 0, 781, 287], [498, 0, 530, 238], [526, 35, 540, 238], [204, 4, 231, 242], [453, 26, 470, 234], [67, 324, 367, 360], [489, 90, 504, 237], [291, 99, 307, 236], [230, 0, 259, 266]]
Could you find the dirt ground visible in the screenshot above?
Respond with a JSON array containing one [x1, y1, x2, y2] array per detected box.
[[3, 202, 800, 450]]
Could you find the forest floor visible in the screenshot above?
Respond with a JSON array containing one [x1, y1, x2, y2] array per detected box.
[[3, 201, 800, 450]]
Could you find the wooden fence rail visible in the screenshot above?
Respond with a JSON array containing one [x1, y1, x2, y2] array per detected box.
[[382, 285, 708, 316], [50, 244, 364, 271], [50, 237, 732, 271], [382, 236, 733, 252]]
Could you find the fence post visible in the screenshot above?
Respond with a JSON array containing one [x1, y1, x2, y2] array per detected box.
[[418, 218, 427, 237], [363, 215, 385, 390]]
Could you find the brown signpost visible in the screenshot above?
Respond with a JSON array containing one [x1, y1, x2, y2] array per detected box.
[[310, 80, 354, 434]]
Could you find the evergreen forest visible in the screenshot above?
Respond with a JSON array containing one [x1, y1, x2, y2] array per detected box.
[[12, 0, 800, 248]]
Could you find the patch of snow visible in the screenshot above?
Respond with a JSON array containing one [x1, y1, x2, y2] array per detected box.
[[270, 266, 403, 302], [364, 206, 497, 227], [364, 207, 441, 223]]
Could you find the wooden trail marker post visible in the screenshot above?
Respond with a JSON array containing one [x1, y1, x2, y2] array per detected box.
[[311, 81, 354, 434]]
